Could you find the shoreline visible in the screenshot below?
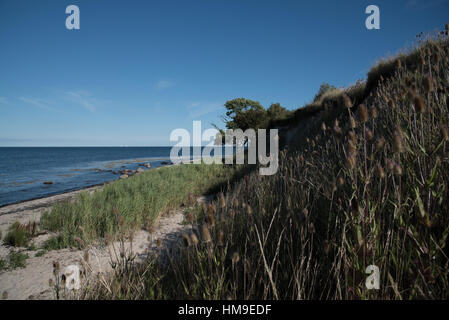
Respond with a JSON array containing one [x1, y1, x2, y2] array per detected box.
[[0, 157, 224, 211], [0, 183, 107, 211], [0, 184, 104, 240], [0, 160, 216, 300], [0, 161, 186, 235], [0, 160, 178, 210]]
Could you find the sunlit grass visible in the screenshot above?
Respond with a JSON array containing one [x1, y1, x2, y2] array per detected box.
[[40, 162, 242, 248]]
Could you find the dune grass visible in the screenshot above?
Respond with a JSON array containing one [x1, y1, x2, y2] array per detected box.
[[0, 251, 28, 271], [78, 29, 449, 300], [40, 162, 244, 249], [3, 221, 38, 247]]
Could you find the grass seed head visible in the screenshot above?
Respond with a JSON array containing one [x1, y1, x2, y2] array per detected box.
[[333, 120, 342, 136], [343, 94, 352, 109], [423, 76, 433, 92], [357, 104, 369, 123], [53, 261, 60, 275], [187, 212, 194, 224], [349, 116, 357, 129], [337, 177, 345, 187], [190, 233, 199, 246], [346, 154, 357, 169], [414, 95, 426, 113], [219, 193, 226, 208], [376, 137, 386, 151], [202, 225, 211, 243], [218, 231, 224, 246], [321, 122, 327, 132], [365, 128, 374, 141], [376, 164, 386, 178], [348, 131, 357, 146], [207, 212, 215, 227], [370, 107, 378, 119], [232, 252, 240, 264], [394, 164, 403, 176], [182, 233, 190, 247]]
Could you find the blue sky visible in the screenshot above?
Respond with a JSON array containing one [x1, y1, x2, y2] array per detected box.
[[0, 0, 448, 146]]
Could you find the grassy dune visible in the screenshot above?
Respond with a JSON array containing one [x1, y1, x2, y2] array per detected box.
[[40, 163, 243, 249], [79, 29, 449, 300]]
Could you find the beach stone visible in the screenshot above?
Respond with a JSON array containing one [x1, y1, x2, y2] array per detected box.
[[119, 174, 128, 179], [137, 168, 144, 173], [43, 181, 53, 185], [144, 163, 151, 168]]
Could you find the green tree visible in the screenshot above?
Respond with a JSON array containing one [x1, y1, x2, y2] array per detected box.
[[223, 98, 268, 130], [267, 103, 289, 121]]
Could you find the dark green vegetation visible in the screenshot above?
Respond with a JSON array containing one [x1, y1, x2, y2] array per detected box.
[[78, 28, 449, 300], [40, 163, 242, 248], [0, 251, 29, 271], [223, 98, 291, 131], [3, 221, 37, 247]]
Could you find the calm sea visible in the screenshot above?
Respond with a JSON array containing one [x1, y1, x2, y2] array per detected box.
[[0, 147, 177, 207]]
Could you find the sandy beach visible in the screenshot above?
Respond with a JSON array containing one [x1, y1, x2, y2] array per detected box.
[[0, 176, 207, 300]]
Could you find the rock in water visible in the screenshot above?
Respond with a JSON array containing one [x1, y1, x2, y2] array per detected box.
[[43, 181, 53, 185], [119, 174, 128, 179]]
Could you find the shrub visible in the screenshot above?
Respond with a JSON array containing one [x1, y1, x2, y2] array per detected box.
[[8, 251, 28, 269], [3, 222, 36, 247]]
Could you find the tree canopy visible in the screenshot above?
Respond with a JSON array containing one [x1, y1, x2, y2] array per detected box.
[[267, 103, 289, 121], [223, 98, 268, 131]]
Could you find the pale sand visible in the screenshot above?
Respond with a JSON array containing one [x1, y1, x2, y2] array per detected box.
[[0, 179, 212, 300]]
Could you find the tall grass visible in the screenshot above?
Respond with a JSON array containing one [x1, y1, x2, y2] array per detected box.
[[40, 163, 242, 248], [79, 30, 449, 300]]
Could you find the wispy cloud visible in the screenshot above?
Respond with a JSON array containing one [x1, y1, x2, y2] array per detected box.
[[65, 90, 97, 112], [155, 80, 175, 90], [18, 97, 55, 111], [187, 102, 222, 118]]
